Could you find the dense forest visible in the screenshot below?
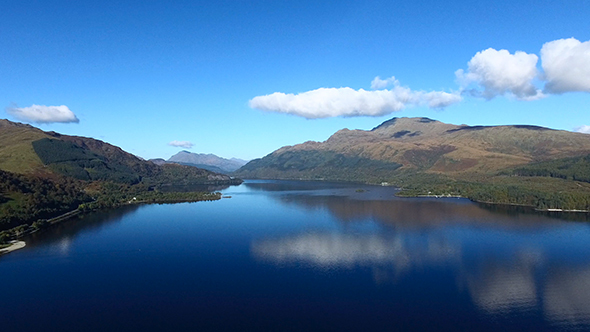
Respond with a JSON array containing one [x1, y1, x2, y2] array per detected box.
[[509, 154, 590, 183], [0, 169, 89, 231], [393, 171, 590, 211], [237, 150, 403, 183]]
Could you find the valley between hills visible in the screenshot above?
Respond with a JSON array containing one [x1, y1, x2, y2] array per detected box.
[[2, 116, 590, 246]]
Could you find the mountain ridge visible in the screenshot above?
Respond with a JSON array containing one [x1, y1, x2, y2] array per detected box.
[[238, 117, 590, 177]]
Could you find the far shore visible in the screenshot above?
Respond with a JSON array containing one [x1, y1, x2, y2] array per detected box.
[[0, 241, 26, 256]]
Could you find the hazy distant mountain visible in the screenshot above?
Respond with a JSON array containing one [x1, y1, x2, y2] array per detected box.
[[168, 151, 248, 174]]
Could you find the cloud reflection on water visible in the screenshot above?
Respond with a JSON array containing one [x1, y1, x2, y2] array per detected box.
[[544, 268, 590, 326], [252, 232, 459, 273], [465, 249, 542, 314], [251, 230, 590, 327]]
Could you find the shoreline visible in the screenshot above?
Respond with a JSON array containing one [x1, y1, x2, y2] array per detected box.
[[0, 240, 26, 256]]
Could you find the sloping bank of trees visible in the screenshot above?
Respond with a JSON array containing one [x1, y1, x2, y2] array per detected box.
[[0, 170, 223, 245]]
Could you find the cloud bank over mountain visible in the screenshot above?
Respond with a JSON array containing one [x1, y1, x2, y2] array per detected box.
[[250, 37, 590, 120], [6, 105, 79, 124]]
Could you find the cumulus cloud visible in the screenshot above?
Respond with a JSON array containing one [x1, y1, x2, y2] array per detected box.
[[6, 104, 79, 124], [249, 78, 461, 119], [456, 48, 544, 100], [168, 140, 194, 149], [541, 38, 590, 93], [574, 125, 590, 134], [250, 37, 589, 119]]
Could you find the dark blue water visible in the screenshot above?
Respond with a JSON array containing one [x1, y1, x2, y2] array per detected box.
[[1, 180, 590, 331]]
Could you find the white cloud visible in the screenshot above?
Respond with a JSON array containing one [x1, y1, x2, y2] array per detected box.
[[541, 37, 590, 94], [574, 125, 590, 134], [456, 48, 543, 100], [250, 37, 589, 118], [370, 76, 399, 89], [6, 104, 79, 124], [168, 140, 194, 149], [249, 79, 461, 119]]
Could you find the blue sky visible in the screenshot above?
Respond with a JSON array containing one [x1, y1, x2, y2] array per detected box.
[[1, 0, 589, 161]]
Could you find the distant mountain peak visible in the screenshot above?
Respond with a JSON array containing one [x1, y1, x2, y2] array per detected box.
[[167, 151, 248, 173], [371, 117, 398, 131]]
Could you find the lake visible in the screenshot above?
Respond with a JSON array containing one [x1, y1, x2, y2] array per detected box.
[[1, 180, 590, 331]]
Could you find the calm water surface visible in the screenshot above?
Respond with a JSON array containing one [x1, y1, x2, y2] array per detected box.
[[1, 180, 590, 331]]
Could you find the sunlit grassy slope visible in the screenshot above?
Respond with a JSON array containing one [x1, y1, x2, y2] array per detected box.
[[0, 120, 50, 174]]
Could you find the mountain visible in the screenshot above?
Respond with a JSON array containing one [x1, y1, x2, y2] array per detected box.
[[0, 119, 241, 233], [0, 119, 239, 185], [235, 117, 590, 210], [167, 151, 248, 174], [148, 158, 167, 166]]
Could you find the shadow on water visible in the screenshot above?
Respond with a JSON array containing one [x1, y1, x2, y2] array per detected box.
[[272, 192, 580, 230], [476, 201, 590, 223], [243, 180, 356, 192], [21, 204, 142, 250]]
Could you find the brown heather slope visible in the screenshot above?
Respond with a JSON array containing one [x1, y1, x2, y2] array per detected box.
[[236, 117, 590, 181]]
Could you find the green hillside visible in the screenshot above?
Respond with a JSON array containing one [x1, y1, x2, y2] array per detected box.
[[33, 138, 143, 184], [509, 154, 590, 183], [239, 150, 402, 182]]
